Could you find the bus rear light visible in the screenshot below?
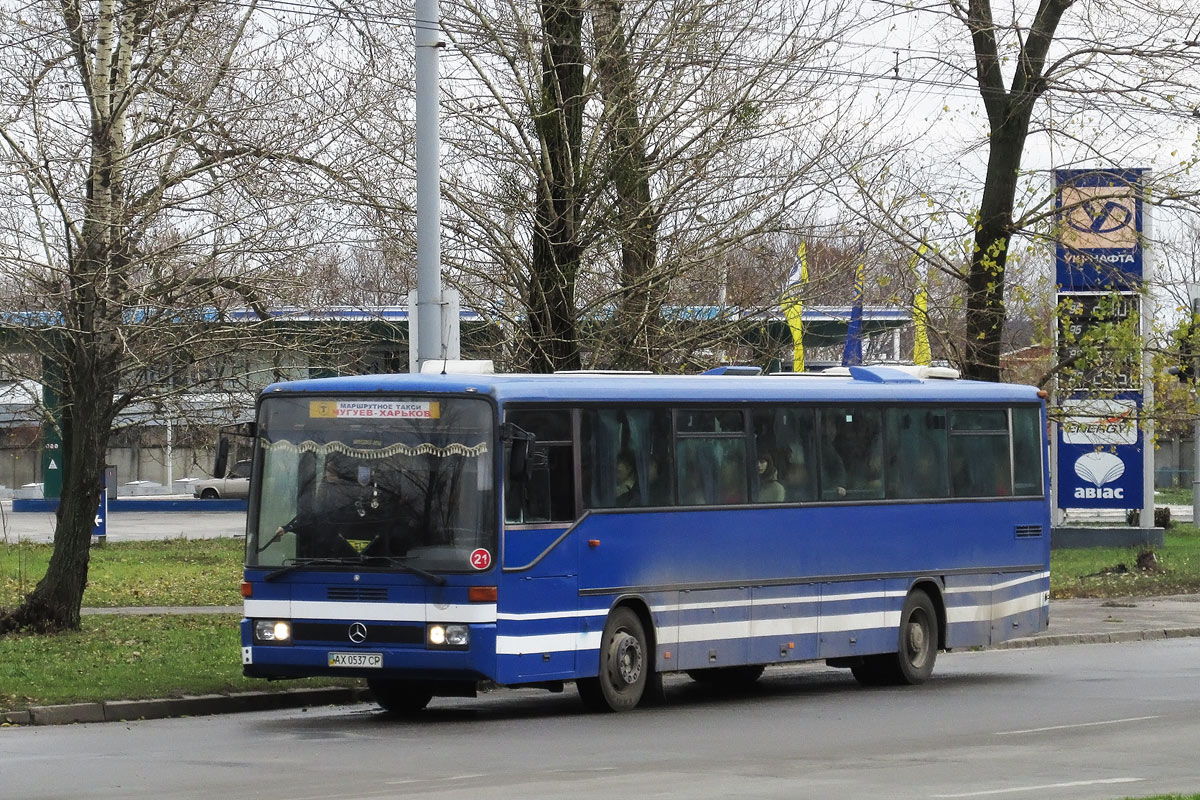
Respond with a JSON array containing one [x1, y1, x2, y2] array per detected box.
[[468, 585, 497, 602], [240, 581, 252, 598]]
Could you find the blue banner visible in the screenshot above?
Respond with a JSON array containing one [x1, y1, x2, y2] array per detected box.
[[1055, 169, 1145, 291], [1056, 393, 1144, 510], [841, 260, 864, 366]]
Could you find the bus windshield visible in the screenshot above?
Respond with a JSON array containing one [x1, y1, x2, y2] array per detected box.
[[247, 395, 496, 573]]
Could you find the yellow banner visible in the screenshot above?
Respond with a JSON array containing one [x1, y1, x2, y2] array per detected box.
[[781, 242, 808, 372], [911, 243, 931, 366]]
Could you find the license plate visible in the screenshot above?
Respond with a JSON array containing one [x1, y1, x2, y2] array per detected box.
[[328, 651, 383, 668]]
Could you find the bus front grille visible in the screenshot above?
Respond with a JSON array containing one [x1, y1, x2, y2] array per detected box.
[[326, 586, 389, 602]]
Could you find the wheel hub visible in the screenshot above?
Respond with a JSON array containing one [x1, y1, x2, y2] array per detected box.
[[906, 614, 929, 665], [610, 632, 643, 686]]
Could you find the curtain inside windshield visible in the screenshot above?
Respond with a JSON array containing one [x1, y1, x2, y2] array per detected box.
[[249, 396, 495, 572]]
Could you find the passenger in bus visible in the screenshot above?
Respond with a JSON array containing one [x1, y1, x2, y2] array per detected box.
[[289, 454, 365, 557], [317, 454, 362, 515], [854, 446, 884, 497], [756, 453, 785, 502], [615, 452, 639, 507], [717, 458, 746, 504], [779, 443, 815, 501], [820, 417, 848, 498], [907, 449, 946, 498], [679, 462, 708, 505], [645, 457, 669, 505]]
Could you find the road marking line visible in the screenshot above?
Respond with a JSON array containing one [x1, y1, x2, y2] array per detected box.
[[932, 777, 1143, 798], [995, 715, 1160, 735]]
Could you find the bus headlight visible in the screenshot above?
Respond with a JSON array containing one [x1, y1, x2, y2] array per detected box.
[[254, 619, 292, 644], [427, 623, 469, 649]]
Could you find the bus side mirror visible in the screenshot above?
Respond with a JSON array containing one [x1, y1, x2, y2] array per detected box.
[[214, 438, 230, 479]]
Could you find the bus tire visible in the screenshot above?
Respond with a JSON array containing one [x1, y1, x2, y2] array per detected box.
[[577, 607, 649, 712], [853, 590, 938, 687], [895, 589, 938, 684], [367, 679, 432, 715]]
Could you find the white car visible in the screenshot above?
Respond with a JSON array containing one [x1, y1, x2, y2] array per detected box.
[[193, 459, 251, 499]]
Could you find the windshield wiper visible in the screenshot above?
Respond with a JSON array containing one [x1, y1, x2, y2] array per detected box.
[[364, 556, 447, 586], [264, 557, 357, 581], [263, 555, 447, 586]]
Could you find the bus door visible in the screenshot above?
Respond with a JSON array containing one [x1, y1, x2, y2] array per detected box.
[[501, 409, 580, 681]]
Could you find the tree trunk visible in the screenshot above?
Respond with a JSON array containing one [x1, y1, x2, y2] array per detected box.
[[1, 300, 120, 633], [960, 0, 1073, 381], [963, 125, 1026, 382], [594, 0, 661, 371], [528, 0, 585, 373]]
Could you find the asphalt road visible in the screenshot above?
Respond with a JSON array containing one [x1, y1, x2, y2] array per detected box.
[[0, 504, 247, 543], [3, 638, 1197, 800]]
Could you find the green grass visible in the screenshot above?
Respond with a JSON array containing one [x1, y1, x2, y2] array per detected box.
[[0, 614, 357, 710], [1, 538, 244, 608], [1154, 486, 1193, 505], [3, 524, 1199, 610], [1050, 523, 1200, 598]]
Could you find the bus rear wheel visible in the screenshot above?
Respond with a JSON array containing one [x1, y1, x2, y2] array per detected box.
[[577, 607, 649, 712], [367, 679, 432, 715], [851, 590, 938, 687]]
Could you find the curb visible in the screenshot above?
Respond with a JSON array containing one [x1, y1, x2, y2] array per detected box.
[[994, 626, 1200, 650], [2, 686, 372, 727]]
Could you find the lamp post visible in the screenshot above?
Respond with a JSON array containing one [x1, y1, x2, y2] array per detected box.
[[414, 0, 443, 370], [1189, 284, 1200, 525]]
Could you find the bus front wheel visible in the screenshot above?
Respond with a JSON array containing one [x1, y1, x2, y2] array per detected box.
[[851, 590, 938, 687], [367, 678, 432, 715], [577, 607, 649, 712]]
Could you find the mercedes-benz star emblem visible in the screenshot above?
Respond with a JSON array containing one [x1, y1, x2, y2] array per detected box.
[[348, 622, 368, 644]]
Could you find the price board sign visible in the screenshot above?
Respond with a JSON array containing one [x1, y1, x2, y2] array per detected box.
[[1056, 291, 1140, 393]]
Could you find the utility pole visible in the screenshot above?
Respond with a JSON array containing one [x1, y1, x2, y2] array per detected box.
[[1190, 284, 1200, 525], [414, 0, 444, 370]]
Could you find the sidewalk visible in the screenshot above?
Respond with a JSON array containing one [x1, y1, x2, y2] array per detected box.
[[0, 502, 246, 544], [5, 593, 1199, 727], [1002, 593, 1200, 647]]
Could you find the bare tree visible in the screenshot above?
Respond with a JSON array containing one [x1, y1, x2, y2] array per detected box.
[[846, 1, 1200, 380], [440, 0, 874, 371], [0, 0, 414, 632]]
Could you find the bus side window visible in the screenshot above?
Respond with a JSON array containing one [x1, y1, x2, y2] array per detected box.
[[885, 408, 948, 499], [582, 408, 673, 509], [1011, 407, 1044, 496], [752, 407, 814, 502], [675, 409, 747, 506], [820, 407, 882, 500], [949, 409, 1011, 498], [504, 409, 575, 523]]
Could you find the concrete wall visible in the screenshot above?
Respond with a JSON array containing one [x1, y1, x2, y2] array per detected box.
[[0, 445, 216, 492]]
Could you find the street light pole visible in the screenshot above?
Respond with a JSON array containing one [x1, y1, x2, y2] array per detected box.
[[1191, 293, 1200, 526], [415, 0, 443, 370]]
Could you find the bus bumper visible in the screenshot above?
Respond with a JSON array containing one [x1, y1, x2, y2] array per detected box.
[[240, 617, 497, 683]]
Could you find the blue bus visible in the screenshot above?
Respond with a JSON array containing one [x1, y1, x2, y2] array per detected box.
[[240, 364, 1050, 713]]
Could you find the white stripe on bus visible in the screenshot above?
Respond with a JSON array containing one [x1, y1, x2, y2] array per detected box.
[[495, 591, 1046, 655], [243, 599, 498, 623]]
